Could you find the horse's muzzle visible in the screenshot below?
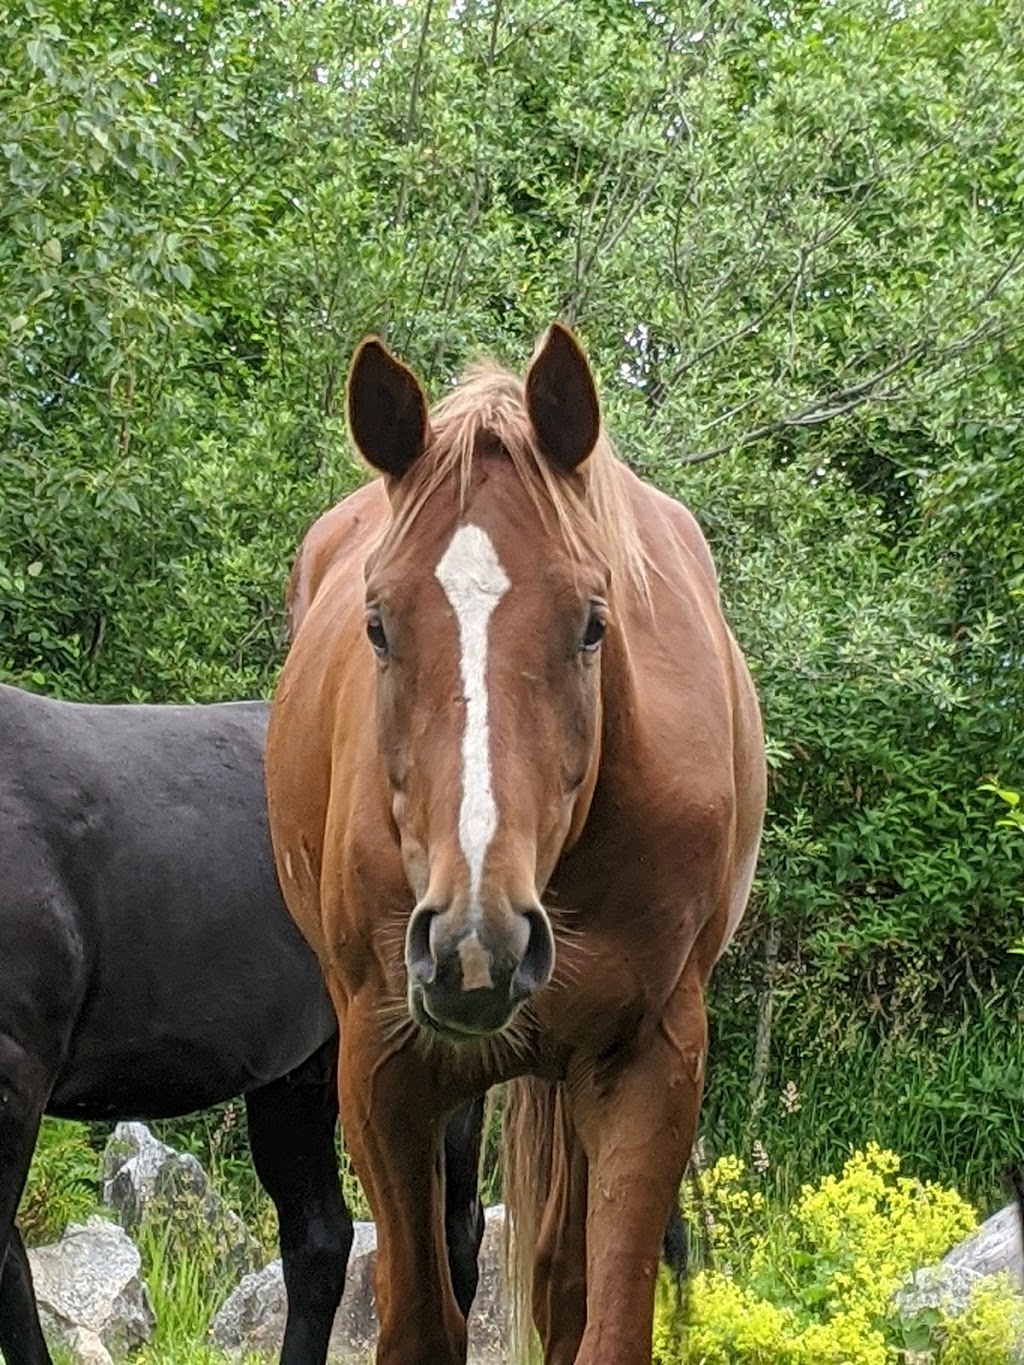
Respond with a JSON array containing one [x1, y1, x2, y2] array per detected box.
[[405, 903, 554, 1039]]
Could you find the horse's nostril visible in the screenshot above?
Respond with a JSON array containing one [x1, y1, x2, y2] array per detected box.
[[405, 905, 438, 985], [512, 907, 555, 999]]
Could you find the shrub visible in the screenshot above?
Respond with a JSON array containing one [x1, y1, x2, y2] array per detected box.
[[19, 1118, 98, 1246], [654, 1144, 1021, 1363]]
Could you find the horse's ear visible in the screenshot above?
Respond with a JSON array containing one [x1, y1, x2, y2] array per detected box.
[[347, 337, 429, 480], [525, 323, 601, 474]]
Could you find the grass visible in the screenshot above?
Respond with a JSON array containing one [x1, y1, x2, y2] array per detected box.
[[701, 968, 1024, 1213], [132, 1350, 265, 1364], [136, 1216, 240, 1354]]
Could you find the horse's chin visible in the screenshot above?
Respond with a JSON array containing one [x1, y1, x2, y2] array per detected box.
[[408, 984, 517, 1044]]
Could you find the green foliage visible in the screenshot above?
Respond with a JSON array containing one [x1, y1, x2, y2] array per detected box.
[[706, 985, 1024, 1211], [981, 785, 1024, 840], [133, 1350, 261, 1365], [135, 1214, 240, 1358], [687, 449, 1023, 1203], [0, 0, 356, 700], [2, 0, 1022, 1201], [338, 1144, 372, 1223], [19, 1119, 98, 1246], [979, 783, 1024, 954], [655, 1145, 1023, 1363]]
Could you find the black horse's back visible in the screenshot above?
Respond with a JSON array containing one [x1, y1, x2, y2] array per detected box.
[[0, 685, 352, 1365]]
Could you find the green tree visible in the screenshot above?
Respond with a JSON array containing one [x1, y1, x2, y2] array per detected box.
[[2, 0, 1021, 1199]]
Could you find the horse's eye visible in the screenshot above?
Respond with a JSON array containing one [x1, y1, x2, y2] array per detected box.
[[365, 610, 388, 657], [581, 608, 606, 653]]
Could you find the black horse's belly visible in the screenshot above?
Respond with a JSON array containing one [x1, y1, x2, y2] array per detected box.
[[49, 1042, 263, 1120], [48, 883, 336, 1120], [49, 1015, 332, 1120]]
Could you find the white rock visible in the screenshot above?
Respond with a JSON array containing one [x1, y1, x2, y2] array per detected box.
[[28, 1216, 154, 1357]]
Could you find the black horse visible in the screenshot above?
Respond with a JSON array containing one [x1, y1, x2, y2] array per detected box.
[[0, 684, 484, 1365]]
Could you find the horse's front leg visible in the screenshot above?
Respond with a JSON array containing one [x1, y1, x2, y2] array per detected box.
[[335, 999, 467, 1365], [570, 976, 707, 1365]]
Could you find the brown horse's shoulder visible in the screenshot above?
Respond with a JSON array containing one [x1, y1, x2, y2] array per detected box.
[[287, 482, 389, 639], [600, 472, 762, 880]]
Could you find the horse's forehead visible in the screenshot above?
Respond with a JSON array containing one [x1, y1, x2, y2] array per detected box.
[[376, 456, 593, 603], [434, 523, 511, 609]]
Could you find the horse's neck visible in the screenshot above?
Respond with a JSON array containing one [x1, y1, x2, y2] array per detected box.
[[598, 599, 645, 757]]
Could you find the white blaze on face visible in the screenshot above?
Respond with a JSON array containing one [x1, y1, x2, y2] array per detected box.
[[435, 523, 511, 901]]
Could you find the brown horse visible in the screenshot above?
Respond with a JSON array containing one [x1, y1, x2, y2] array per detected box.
[[265, 324, 765, 1365]]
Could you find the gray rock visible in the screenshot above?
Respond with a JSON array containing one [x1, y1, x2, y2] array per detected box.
[[326, 1222, 379, 1359], [468, 1204, 512, 1362], [27, 1216, 154, 1359], [211, 1221, 377, 1364], [62, 1326, 114, 1365], [101, 1121, 164, 1224], [211, 1206, 512, 1363], [947, 1202, 1023, 1284], [209, 1256, 288, 1354], [896, 1261, 992, 1319], [895, 1201, 1024, 1358], [102, 1121, 258, 1280]]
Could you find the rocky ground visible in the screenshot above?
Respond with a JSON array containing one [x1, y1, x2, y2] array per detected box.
[[20, 1123, 1024, 1363], [27, 1122, 509, 1364]]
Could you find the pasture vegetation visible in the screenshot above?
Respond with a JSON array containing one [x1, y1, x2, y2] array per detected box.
[[3, 0, 1023, 1354], [26, 1131, 1024, 1362]]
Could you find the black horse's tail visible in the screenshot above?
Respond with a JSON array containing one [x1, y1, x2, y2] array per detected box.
[[662, 1157, 714, 1283], [1007, 1163, 1024, 1292], [657, 1171, 703, 1358], [662, 1201, 688, 1281]]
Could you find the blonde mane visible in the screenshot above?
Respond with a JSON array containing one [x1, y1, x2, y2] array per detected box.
[[373, 359, 650, 599]]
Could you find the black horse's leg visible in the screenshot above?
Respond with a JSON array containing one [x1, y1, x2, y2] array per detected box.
[[244, 1038, 352, 1365], [0, 867, 84, 1365], [247, 1046, 487, 1363], [443, 1096, 486, 1319], [0, 1033, 55, 1365], [0, 1227, 51, 1365]]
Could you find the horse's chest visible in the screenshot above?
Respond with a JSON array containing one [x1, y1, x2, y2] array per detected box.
[[538, 809, 727, 1045], [532, 897, 680, 1054]]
